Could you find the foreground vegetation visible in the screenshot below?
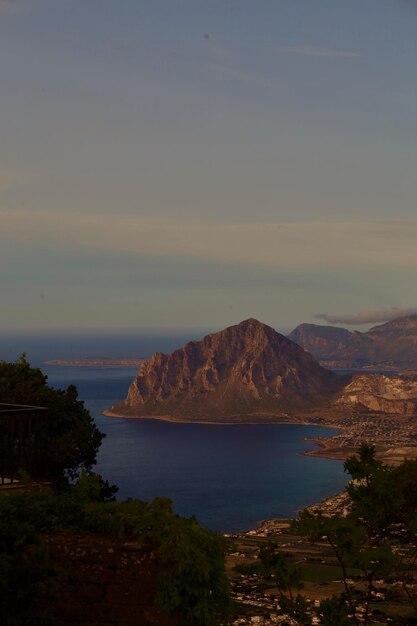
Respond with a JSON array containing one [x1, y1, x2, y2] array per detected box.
[[0, 355, 103, 482], [2, 358, 417, 624], [0, 358, 231, 625], [231, 444, 417, 625], [0, 475, 232, 626]]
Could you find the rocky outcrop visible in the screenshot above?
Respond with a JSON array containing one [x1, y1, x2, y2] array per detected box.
[[113, 319, 345, 420], [288, 315, 417, 370], [336, 374, 417, 415]]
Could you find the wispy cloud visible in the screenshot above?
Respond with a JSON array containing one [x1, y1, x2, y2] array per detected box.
[[314, 308, 417, 326], [2, 210, 417, 273], [279, 45, 360, 59], [199, 37, 277, 88]]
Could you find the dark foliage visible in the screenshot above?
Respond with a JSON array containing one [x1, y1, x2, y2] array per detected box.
[[0, 355, 104, 481], [0, 476, 232, 626]]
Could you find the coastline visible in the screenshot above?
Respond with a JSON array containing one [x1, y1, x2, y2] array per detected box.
[[103, 407, 338, 428], [100, 408, 417, 538], [102, 407, 417, 535], [302, 435, 352, 461], [104, 404, 417, 467], [103, 407, 348, 460], [102, 409, 350, 535], [238, 489, 352, 538]]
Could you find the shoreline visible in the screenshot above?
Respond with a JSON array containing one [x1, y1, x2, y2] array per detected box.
[[236, 483, 354, 537], [103, 407, 340, 428], [103, 409, 351, 533], [231, 488, 352, 538], [103, 408, 417, 536], [103, 408, 347, 459]]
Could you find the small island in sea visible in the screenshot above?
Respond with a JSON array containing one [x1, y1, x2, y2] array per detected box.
[[45, 357, 144, 367]]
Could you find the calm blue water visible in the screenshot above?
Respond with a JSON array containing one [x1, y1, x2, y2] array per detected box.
[[0, 332, 347, 533]]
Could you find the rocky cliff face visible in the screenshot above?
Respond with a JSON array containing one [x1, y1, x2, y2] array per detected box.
[[288, 315, 417, 370], [117, 319, 344, 420], [336, 374, 417, 415]]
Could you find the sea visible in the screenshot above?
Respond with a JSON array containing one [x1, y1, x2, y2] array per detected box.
[[0, 330, 348, 533]]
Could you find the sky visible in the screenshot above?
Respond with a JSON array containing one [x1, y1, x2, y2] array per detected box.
[[1, 0, 417, 333]]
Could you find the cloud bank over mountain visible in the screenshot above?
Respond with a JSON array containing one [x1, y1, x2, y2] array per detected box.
[[314, 308, 417, 326]]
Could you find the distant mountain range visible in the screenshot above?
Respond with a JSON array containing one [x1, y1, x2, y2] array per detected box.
[[106, 318, 417, 421], [288, 314, 417, 370]]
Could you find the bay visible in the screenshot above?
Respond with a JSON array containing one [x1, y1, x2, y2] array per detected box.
[[1, 332, 348, 533]]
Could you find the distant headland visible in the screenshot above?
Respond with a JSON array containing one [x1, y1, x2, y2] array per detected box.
[[104, 317, 417, 463], [45, 358, 144, 367]]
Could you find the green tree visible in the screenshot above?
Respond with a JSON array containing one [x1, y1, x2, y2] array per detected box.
[[291, 444, 417, 625], [347, 449, 417, 536], [344, 443, 383, 485], [258, 541, 303, 602], [345, 447, 417, 615], [293, 510, 397, 626], [0, 355, 104, 482], [318, 595, 353, 626], [236, 541, 311, 624]]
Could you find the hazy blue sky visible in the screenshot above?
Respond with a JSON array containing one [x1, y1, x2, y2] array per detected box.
[[1, 0, 417, 332]]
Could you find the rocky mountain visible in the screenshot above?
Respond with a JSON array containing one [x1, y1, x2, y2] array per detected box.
[[288, 315, 417, 370], [110, 319, 345, 420], [288, 324, 354, 361], [336, 374, 417, 415]]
